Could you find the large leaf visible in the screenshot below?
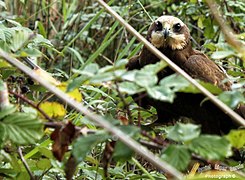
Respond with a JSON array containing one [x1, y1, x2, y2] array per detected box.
[[188, 135, 232, 160], [0, 105, 16, 120], [141, 61, 168, 75], [146, 85, 175, 102], [226, 129, 245, 149], [218, 91, 245, 109], [161, 145, 191, 171], [0, 112, 43, 145], [39, 102, 66, 119], [112, 126, 139, 162], [135, 71, 158, 87], [166, 123, 201, 143], [159, 74, 190, 92], [72, 132, 110, 163], [113, 141, 134, 162], [118, 81, 143, 95], [10, 28, 30, 52]]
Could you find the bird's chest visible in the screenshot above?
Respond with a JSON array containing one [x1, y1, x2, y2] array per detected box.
[[161, 48, 189, 68]]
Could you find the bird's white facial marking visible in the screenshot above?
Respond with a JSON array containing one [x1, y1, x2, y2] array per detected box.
[[150, 16, 189, 50], [168, 34, 187, 50], [151, 32, 165, 48]]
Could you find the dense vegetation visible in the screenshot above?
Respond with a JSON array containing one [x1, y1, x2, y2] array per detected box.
[[0, 0, 244, 179]]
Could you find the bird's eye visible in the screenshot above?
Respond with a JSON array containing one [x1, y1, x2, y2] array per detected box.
[[155, 21, 162, 31], [173, 23, 182, 32]]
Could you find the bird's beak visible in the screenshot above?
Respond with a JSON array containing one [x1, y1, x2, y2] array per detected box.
[[163, 29, 170, 39], [163, 24, 170, 39]]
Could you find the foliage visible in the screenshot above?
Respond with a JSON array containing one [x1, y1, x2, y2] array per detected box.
[[0, 0, 244, 179]]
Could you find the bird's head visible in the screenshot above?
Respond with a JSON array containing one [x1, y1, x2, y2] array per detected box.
[[148, 16, 190, 50]]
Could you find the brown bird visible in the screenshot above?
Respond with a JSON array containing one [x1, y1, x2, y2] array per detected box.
[[127, 15, 239, 134]]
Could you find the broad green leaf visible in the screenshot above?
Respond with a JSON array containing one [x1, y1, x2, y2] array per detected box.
[[0, 105, 16, 119], [113, 141, 134, 162], [180, 80, 223, 94], [159, 74, 190, 92], [135, 71, 158, 87], [90, 71, 115, 83], [147, 86, 174, 102], [118, 82, 143, 95], [81, 63, 100, 76], [141, 61, 168, 75], [161, 145, 191, 171], [226, 129, 245, 149], [1, 112, 43, 145], [112, 126, 139, 162], [39, 101, 66, 119], [10, 29, 30, 52], [211, 51, 235, 60], [166, 123, 201, 142], [218, 91, 245, 109], [36, 158, 51, 170], [188, 135, 232, 160], [72, 132, 110, 163]]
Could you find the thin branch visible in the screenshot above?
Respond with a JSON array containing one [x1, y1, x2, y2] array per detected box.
[[9, 90, 53, 122], [0, 50, 184, 180], [95, 0, 245, 127], [18, 147, 35, 180], [206, 0, 245, 60]]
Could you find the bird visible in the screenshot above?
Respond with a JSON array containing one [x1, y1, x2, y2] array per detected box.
[[127, 15, 240, 134]]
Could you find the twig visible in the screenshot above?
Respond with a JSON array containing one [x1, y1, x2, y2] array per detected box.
[[141, 130, 168, 146], [0, 49, 184, 179], [206, 0, 245, 60], [96, 0, 245, 127], [9, 90, 53, 122], [18, 147, 35, 180]]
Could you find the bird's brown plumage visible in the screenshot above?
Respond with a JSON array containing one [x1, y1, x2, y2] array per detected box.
[[127, 15, 238, 133]]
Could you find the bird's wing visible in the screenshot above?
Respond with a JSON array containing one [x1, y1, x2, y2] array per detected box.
[[183, 53, 231, 90]]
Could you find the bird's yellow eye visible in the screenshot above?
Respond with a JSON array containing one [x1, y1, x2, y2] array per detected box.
[[155, 21, 162, 31], [173, 23, 182, 32]]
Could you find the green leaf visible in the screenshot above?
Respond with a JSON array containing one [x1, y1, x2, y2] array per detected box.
[[218, 91, 245, 109], [161, 145, 191, 171], [166, 123, 201, 142], [72, 132, 110, 163], [141, 61, 168, 75], [188, 135, 232, 160], [0, 105, 17, 119], [36, 158, 51, 170], [135, 71, 158, 87], [0, 112, 43, 145], [147, 85, 174, 102], [118, 81, 143, 95], [67, 47, 84, 64], [67, 75, 89, 91], [226, 129, 245, 149], [211, 51, 235, 60], [112, 126, 139, 162], [159, 74, 190, 92], [10, 29, 30, 52], [90, 71, 115, 83], [37, 21, 47, 38], [113, 141, 134, 162]]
